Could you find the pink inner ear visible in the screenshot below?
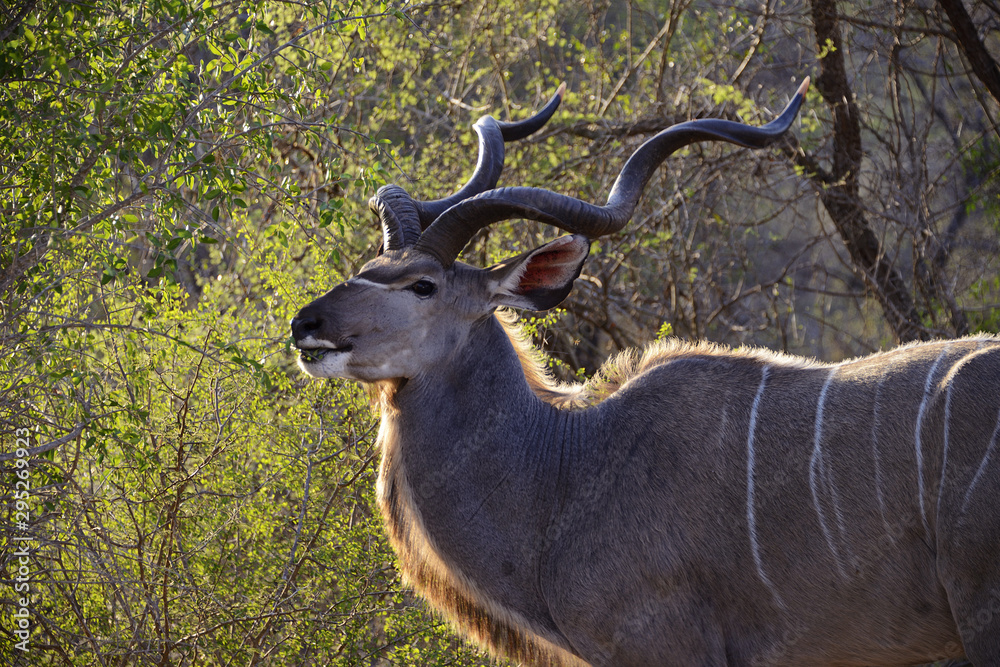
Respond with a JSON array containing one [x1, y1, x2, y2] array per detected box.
[[517, 239, 583, 291]]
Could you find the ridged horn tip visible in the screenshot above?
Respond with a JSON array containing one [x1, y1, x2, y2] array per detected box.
[[795, 76, 810, 98]]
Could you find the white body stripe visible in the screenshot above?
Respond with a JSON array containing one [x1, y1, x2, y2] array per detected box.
[[962, 403, 1000, 513], [871, 371, 893, 536], [915, 345, 950, 540], [810, 367, 847, 578], [938, 342, 986, 520], [746, 365, 783, 607], [939, 376, 954, 519]]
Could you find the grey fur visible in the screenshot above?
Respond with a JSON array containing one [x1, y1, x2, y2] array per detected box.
[[292, 247, 1000, 665], [290, 82, 1000, 665]]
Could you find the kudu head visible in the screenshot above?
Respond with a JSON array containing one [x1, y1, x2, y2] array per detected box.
[[291, 79, 809, 382]]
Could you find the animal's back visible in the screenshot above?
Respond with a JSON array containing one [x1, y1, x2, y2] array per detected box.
[[542, 336, 999, 664]]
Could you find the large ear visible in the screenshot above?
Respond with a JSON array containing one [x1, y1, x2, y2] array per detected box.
[[488, 234, 590, 311]]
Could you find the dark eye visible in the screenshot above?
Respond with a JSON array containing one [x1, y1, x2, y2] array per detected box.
[[409, 279, 436, 297]]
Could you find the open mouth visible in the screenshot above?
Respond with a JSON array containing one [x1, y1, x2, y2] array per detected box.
[[296, 343, 353, 363]]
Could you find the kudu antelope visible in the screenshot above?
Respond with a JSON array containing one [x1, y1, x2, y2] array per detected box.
[[291, 80, 1000, 666]]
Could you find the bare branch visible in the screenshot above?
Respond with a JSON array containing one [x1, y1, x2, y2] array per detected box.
[[0, 422, 84, 461]]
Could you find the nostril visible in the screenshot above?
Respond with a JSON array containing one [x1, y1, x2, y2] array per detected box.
[[291, 316, 322, 340]]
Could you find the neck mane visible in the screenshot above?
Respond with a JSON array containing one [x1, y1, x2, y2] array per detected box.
[[368, 312, 591, 666]]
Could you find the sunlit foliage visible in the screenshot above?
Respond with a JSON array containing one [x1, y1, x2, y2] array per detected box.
[[1, 0, 997, 664]]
